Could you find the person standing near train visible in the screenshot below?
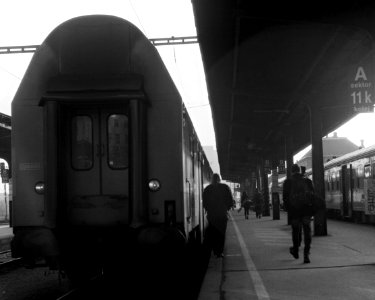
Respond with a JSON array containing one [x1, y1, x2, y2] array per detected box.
[[283, 163, 315, 264], [203, 173, 233, 258]]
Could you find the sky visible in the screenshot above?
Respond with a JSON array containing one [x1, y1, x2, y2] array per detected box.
[[0, 0, 215, 144], [1, 1, 375, 171]]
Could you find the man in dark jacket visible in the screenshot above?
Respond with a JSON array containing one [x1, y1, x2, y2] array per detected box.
[[253, 189, 263, 219], [283, 164, 314, 263], [203, 173, 233, 258]]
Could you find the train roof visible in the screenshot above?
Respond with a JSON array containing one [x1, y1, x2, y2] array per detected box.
[[301, 145, 375, 176], [324, 144, 375, 169], [275, 145, 375, 182], [13, 15, 180, 108]]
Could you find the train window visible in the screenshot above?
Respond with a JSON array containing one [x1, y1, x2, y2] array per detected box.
[[329, 173, 332, 190], [358, 165, 365, 189], [354, 169, 359, 189], [71, 116, 93, 170], [351, 167, 357, 188], [358, 165, 364, 189], [372, 163, 375, 178], [325, 173, 329, 191], [325, 180, 330, 192], [358, 165, 364, 177], [189, 135, 194, 157], [327, 178, 331, 191], [364, 164, 371, 178], [332, 172, 336, 190], [107, 114, 129, 169]]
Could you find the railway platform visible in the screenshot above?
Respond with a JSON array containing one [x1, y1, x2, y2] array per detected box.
[[0, 224, 12, 252], [198, 210, 375, 300]]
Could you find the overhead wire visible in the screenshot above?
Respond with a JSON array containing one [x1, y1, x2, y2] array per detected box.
[[128, 0, 147, 36], [0, 64, 22, 80]]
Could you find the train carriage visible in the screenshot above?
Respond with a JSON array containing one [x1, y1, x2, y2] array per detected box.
[[275, 144, 375, 224], [10, 15, 212, 282], [320, 145, 375, 222]]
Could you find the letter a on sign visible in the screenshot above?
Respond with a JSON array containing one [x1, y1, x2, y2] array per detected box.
[[355, 66, 368, 81]]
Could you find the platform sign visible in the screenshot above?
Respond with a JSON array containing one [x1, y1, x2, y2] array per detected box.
[[364, 179, 375, 215], [349, 66, 374, 113]]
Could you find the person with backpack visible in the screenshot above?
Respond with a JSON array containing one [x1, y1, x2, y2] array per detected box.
[[253, 189, 264, 219], [283, 164, 315, 263]]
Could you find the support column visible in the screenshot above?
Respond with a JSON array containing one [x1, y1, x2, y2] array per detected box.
[[285, 134, 294, 180], [260, 159, 270, 216], [285, 134, 294, 225], [310, 105, 327, 236], [271, 168, 280, 220], [251, 171, 256, 195]]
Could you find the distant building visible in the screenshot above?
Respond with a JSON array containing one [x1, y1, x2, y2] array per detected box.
[[297, 132, 360, 170]]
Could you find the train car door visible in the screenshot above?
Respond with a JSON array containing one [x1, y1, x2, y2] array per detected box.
[[341, 165, 351, 217], [62, 105, 129, 226]]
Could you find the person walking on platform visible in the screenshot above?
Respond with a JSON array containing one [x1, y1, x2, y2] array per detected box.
[[283, 163, 315, 264], [203, 173, 233, 258], [253, 189, 263, 219], [240, 191, 251, 219]]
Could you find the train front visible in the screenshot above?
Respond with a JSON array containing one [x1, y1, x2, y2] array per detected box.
[[10, 15, 193, 283]]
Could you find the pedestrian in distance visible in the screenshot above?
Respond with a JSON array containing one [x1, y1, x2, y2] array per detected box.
[[240, 191, 251, 219], [232, 199, 236, 210], [203, 173, 234, 258], [283, 163, 315, 264], [253, 189, 263, 219]]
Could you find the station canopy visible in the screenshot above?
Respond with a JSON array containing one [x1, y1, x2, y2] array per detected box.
[[192, 0, 375, 181]]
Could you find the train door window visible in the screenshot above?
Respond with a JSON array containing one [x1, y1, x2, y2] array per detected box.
[[332, 172, 336, 190], [324, 171, 329, 191], [107, 114, 129, 169], [358, 165, 364, 189], [331, 177, 334, 191], [353, 168, 359, 189], [372, 162, 375, 179], [71, 115, 93, 170], [189, 135, 194, 157], [365, 164, 371, 178], [328, 172, 331, 191]]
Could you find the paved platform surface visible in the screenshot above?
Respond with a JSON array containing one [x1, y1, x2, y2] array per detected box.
[[198, 210, 375, 300], [0, 224, 13, 252]]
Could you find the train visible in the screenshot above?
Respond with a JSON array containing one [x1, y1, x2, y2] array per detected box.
[[274, 144, 375, 224], [10, 15, 213, 284]]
